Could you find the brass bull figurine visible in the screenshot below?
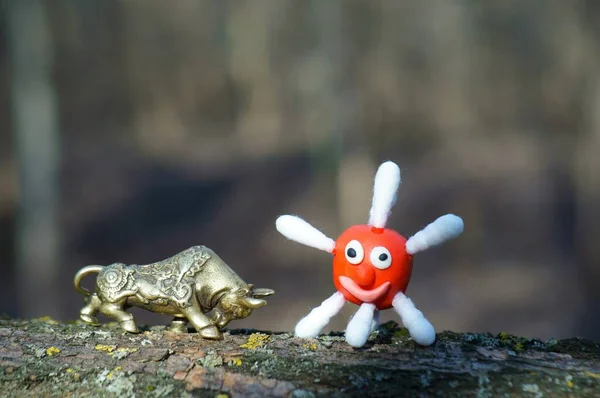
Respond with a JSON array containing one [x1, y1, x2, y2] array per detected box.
[[74, 246, 274, 339]]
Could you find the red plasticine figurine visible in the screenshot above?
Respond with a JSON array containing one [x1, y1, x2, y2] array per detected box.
[[275, 161, 464, 348]]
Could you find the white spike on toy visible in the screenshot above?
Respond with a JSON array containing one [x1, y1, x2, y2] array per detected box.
[[295, 292, 346, 338], [345, 303, 377, 347], [368, 161, 401, 229], [392, 292, 436, 346], [405, 214, 464, 255], [275, 215, 336, 253], [370, 309, 380, 333]]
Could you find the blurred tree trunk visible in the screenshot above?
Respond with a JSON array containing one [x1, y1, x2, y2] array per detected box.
[[6, 0, 61, 318], [574, 62, 600, 339], [226, 0, 285, 158], [301, 0, 367, 229]]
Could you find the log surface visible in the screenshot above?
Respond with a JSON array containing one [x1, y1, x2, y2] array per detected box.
[[0, 317, 599, 397]]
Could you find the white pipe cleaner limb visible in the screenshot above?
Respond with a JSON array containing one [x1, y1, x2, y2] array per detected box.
[[276, 215, 336, 253], [368, 161, 401, 229], [405, 214, 464, 255], [392, 292, 435, 346], [295, 292, 346, 338], [345, 303, 376, 348], [370, 309, 381, 334]]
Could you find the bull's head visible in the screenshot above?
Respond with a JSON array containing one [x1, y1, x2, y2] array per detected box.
[[212, 285, 275, 328]]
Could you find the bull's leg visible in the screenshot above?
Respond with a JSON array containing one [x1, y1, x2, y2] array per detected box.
[[80, 293, 102, 324], [99, 302, 139, 333], [168, 317, 188, 334], [180, 303, 221, 340]]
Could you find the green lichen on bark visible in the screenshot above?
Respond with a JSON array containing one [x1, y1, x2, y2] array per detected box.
[[1, 317, 599, 397]]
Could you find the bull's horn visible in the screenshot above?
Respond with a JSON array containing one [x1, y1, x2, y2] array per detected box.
[[241, 297, 268, 309], [252, 288, 275, 297]]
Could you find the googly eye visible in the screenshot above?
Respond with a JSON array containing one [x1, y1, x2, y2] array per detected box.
[[370, 246, 392, 269], [345, 240, 364, 265]]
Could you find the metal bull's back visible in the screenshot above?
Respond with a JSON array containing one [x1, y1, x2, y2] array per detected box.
[[74, 246, 274, 340]]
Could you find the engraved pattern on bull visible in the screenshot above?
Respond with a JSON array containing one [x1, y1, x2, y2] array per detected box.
[[74, 246, 274, 340]]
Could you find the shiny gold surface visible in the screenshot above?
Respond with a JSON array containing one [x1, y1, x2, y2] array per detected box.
[[74, 246, 274, 340]]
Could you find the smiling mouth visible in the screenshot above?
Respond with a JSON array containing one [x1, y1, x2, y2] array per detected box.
[[338, 276, 390, 303]]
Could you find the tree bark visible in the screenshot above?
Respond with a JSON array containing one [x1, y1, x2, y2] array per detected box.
[[0, 317, 598, 397]]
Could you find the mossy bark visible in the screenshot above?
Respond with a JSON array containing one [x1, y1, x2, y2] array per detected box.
[[1, 317, 599, 397]]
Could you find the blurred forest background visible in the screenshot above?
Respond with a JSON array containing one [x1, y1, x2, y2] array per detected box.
[[1, 0, 599, 341]]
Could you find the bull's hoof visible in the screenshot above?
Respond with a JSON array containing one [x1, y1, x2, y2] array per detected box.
[[168, 319, 188, 334], [79, 314, 98, 325], [199, 325, 222, 340], [120, 319, 140, 333]]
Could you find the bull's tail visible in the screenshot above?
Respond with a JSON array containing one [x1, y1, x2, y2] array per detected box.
[[73, 265, 104, 296]]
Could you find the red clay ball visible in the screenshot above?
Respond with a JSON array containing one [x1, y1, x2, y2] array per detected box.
[[332, 225, 413, 309]]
